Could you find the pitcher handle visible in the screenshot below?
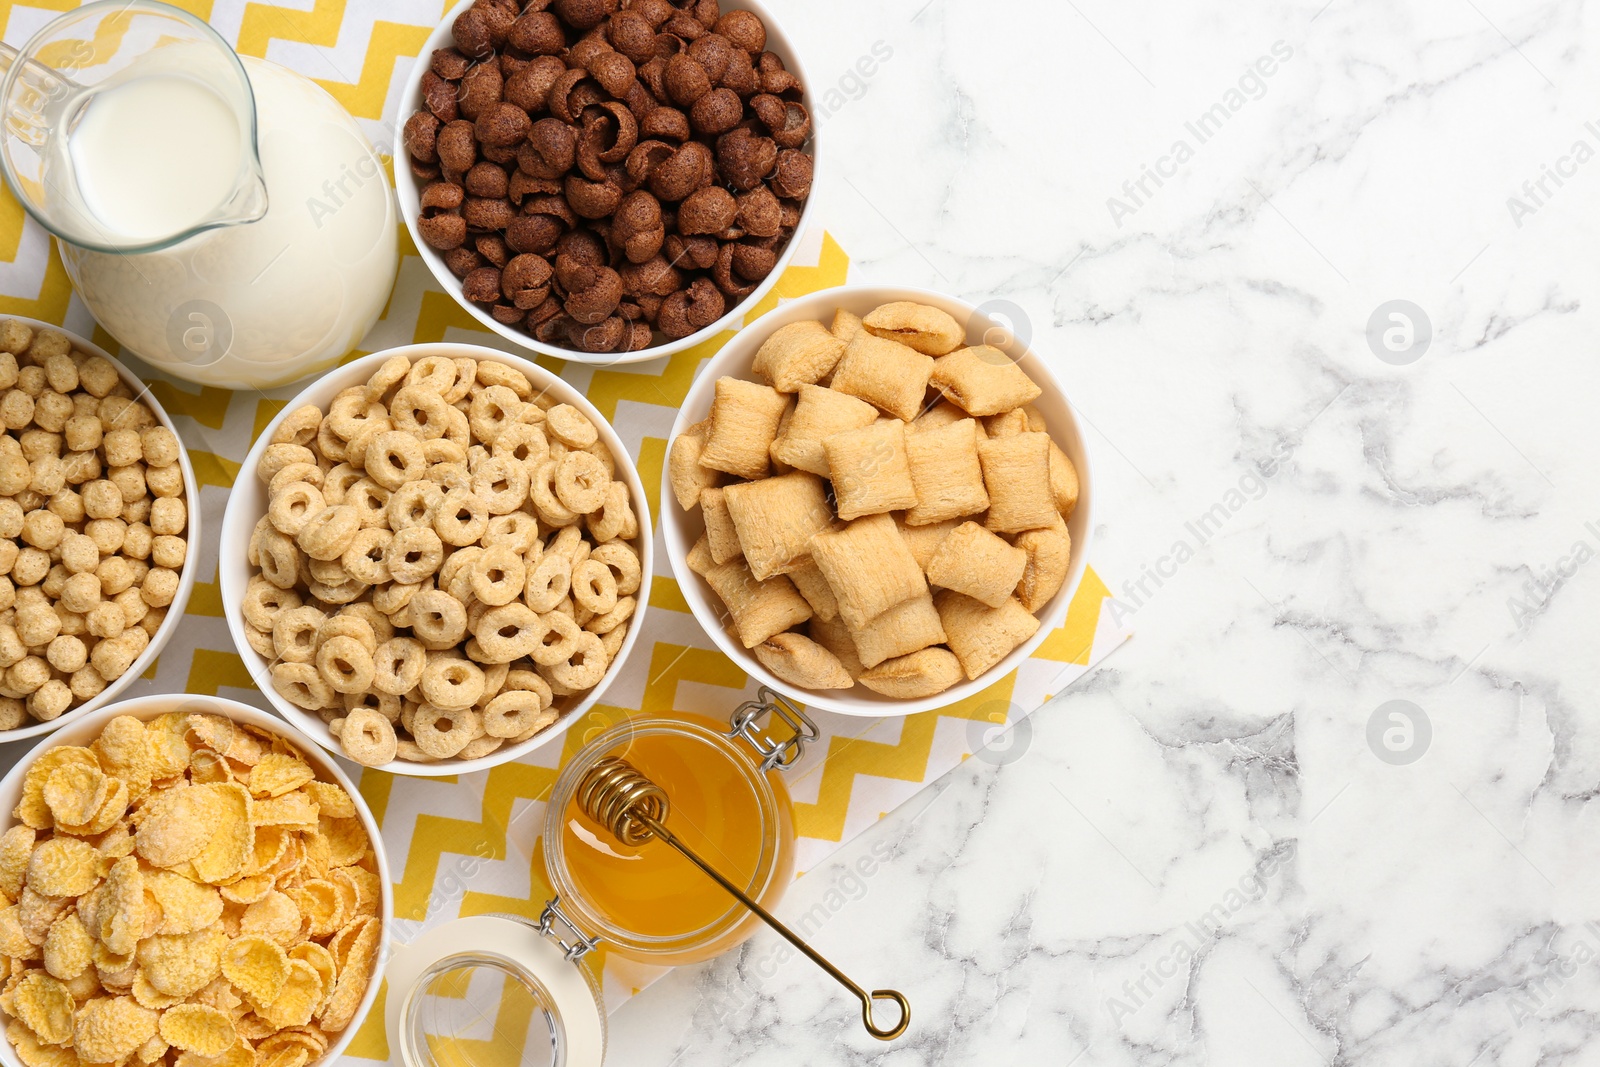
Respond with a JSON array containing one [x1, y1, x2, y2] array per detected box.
[[0, 39, 81, 148]]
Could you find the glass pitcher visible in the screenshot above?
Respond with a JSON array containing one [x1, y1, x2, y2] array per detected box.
[[0, 1, 398, 390]]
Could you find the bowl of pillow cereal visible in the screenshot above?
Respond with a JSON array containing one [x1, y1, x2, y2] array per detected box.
[[663, 285, 1092, 716], [0, 695, 390, 1067], [0, 318, 199, 741], [219, 345, 650, 775]]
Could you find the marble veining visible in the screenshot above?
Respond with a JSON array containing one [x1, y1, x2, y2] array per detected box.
[[605, 0, 1600, 1063]]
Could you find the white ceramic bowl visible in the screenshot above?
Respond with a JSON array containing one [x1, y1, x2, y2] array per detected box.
[[219, 344, 653, 776], [394, 0, 821, 365], [0, 695, 392, 1067], [662, 285, 1096, 717], [0, 317, 201, 742]]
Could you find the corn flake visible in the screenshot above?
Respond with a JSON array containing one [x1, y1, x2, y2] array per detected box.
[[319, 818, 368, 870], [73, 995, 158, 1064], [132, 787, 214, 869], [144, 715, 193, 781], [41, 765, 109, 833], [240, 893, 302, 948], [0, 826, 35, 900], [14, 749, 98, 830], [187, 784, 252, 886], [6, 1020, 76, 1067], [137, 1033, 170, 1064], [0, 905, 39, 961], [23, 839, 98, 899], [285, 944, 334, 1005], [249, 793, 318, 832], [258, 960, 320, 1030], [131, 971, 186, 1009], [90, 716, 154, 803], [247, 755, 315, 800], [186, 716, 264, 767], [98, 857, 144, 957], [143, 871, 222, 937], [221, 935, 289, 1007], [318, 916, 378, 1032], [158, 1003, 237, 1057], [290, 882, 341, 941], [301, 782, 354, 821], [218, 875, 275, 906], [135, 928, 225, 998], [12, 973, 74, 1045], [175, 1037, 255, 1067], [41, 912, 91, 982]]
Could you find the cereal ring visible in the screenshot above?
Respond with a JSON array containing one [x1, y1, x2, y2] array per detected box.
[[317, 416, 349, 463], [468, 385, 522, 446], [326, 393, 386, 441], [472, 604, 545, 663], [553, 451, 610, 514], [586, 481, 636, 543], [406, 356, 458, 394], [272, 606, 325, 664], [442, 405, 472, 448], [341, 527, 393, 585], [267, 482, 325, 537], [549, 631, 608, 690], [524, 553, 572, 613], [484, 512, 541, 555], [457, 735, 503, 760], [321, 463, 363, 506], [372, 580, 422, 615], [387, 480, 444, 531], [345, 689, 402, 724], [572, 559, 619, 616], [425, 461, 472, 494], [588, 541, 642, 597], [422, 438, 468, 466], [271, 405, 322, 447], [438, 546, 484, 604], [390, 385, 452, 440], [341, 478, 389, 530], [267, 463, 324, 498], [411, 704, 482, 759], [492, 422, 549, 466], [599, 622, 628, 660], [338, 707, 397, 766], [420, 656, 485, 709], [271, 663, 336, 711], [244, 626, 276, 659], [340, 602, 395, 643], [545, 404, 598, 449], [385, 526, 445, 584], [364, 431, 426, 490], [530, 460, 578, 526], [585, 595, 636, 636], [259, 443, 315, 483], [373, 637, 426, 696], [409, 589, 469, 649], [257, 529, 302, 591], [446, 358, 478, 403], [481, 691, 553, 739], [433, 489, 488, 547], [532, 610, 583, 666], [471, 455, 531, 515], [476, 361, 532, 398], [343, 415, 395, 471], [296, 505, 361, 561], [318, 613, 377, 654], [469, 545, 526, 607], [546, 525, 589, 568], [243, 577, 303, 632], [316, 636, 376, 694], [365, 354, 411, 402]]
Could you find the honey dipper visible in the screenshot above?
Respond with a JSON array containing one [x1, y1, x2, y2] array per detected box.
[[576, 756, 911, 1040]]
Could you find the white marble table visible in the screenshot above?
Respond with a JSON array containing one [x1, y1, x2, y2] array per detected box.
[[608, 0, 1600, 1062]]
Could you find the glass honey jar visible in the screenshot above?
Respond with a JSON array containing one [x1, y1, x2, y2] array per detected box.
[[384, 691, 818, 1067]]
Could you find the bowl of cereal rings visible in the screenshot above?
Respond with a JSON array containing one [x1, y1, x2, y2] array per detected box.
[[662, 284, 1093, 717], [0, 317, 200, 743], [0, 694, 391, 1067], [219, 345, 651, 776]]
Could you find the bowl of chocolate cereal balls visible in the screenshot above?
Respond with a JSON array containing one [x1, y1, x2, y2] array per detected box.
[[0, 318, 199, 741], [397, 0, 819, 362], [219, 345, 650, 776]]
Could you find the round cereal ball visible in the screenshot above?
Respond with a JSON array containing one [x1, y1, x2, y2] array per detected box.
[[19, 508, 63, 550], [149, 498, 185, 537], [45, 635, 87, 674]]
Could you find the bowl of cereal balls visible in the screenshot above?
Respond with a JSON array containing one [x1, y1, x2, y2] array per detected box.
[[219, 345, 650, 775], [0, 318, 199, 742], [663, 285, 1094, 717], [0, 695, 390, 1067], [396, 0, 819, 362]]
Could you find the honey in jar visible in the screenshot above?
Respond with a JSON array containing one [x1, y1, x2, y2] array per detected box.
[[541, 712, 796, 965]]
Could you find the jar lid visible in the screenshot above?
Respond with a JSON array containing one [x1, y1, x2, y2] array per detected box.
[[384, 915, 606, 1067]]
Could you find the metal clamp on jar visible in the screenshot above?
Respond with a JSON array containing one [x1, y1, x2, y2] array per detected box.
[[384, 691, 906, 1067]]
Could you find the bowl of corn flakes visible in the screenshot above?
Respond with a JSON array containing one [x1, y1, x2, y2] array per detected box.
[[662, 284, 1094, 716], [0, 318, 201, 741], [0, 695, 390, 1067]]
